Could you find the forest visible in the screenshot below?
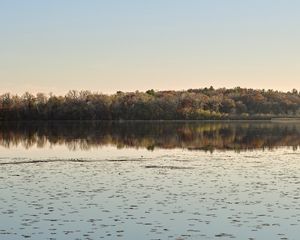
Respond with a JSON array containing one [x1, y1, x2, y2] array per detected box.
[[0, 87, 299, 120]]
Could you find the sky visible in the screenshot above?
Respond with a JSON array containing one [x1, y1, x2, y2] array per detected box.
[[0, 0, 299, 94]]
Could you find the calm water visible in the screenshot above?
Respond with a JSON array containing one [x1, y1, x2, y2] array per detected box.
[[0, 121, 299, 240]]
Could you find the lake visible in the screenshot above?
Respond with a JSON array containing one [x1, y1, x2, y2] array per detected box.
[[0, 121, 299, 240]]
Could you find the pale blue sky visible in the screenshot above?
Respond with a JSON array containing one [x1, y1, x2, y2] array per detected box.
[[0, 0, 299, 94]]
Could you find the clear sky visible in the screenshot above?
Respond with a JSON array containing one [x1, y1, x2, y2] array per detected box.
[[0, 0, 299, 94]]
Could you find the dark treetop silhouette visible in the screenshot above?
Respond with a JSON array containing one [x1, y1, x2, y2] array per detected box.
[[0, 87, 299, 120]]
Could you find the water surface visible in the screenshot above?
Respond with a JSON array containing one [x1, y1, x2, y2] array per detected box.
[[0, 121, 299, 239]]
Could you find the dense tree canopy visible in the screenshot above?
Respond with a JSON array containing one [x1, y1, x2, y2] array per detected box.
[[0, 87, 299, 120]]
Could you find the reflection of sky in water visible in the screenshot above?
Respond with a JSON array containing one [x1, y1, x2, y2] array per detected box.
[[0, 144, 156, 160], [0, 146, 300, 239]]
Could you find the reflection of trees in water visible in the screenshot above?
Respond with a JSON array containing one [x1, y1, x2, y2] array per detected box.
[[0, 121, 299, 152]]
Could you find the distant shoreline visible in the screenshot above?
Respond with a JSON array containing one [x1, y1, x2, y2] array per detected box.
[[271, 118, 300, 122], [1, 119, 300, 123], [1, 88, 299, 121]]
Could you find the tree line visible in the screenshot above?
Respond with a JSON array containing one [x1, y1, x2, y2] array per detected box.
[[0, 87, 299, 120]]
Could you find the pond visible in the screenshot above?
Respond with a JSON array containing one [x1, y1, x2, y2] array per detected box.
[[0, 121, 299, 239]]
